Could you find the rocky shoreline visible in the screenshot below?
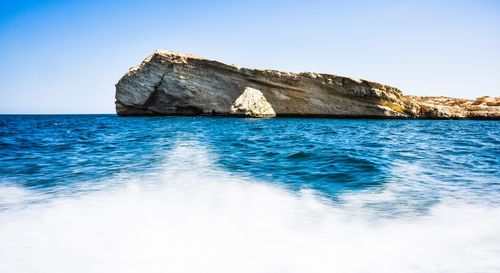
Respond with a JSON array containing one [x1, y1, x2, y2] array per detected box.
[[115, 50, 499, 119]]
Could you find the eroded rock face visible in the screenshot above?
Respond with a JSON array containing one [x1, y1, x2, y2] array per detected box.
[[230, 87, 276, 118], [115, 50, 499, 119], [410, 96, 500, 119]]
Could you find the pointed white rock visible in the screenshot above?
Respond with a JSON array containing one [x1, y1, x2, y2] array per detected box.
[[231, 87, 276, 118]]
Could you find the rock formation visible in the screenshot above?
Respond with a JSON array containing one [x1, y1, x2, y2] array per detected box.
[[115, 50, 499, 119], [230, 87, 276, 118]]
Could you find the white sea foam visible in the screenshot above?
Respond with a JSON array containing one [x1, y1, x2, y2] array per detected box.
[[0, 142, 499, 273]]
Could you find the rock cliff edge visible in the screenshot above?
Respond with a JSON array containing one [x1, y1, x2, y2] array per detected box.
[[115, 50, 499, 119]]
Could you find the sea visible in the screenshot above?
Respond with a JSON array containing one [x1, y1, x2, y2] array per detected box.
[[0, 115, 499, 273]]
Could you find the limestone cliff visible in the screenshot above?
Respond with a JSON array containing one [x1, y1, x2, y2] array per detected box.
[[115, 50, 499, 119]]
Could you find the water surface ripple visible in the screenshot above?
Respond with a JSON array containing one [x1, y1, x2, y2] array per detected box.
[[0, 115, 499, 273]]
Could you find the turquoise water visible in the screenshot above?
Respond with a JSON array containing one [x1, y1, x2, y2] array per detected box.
[[1, 115, 499, 272]]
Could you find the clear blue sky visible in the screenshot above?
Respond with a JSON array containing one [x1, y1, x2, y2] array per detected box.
[[0, 0, 499, 114]]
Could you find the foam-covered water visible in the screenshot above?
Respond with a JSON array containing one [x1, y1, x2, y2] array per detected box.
[[0, 115, 499, 272]]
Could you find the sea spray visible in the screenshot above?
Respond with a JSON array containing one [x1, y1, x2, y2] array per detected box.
[[1, 141, 499, 273]]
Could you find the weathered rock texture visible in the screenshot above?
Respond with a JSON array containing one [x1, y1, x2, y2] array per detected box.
[[230, 87, 276, 118], [115, 50, 499, 119]]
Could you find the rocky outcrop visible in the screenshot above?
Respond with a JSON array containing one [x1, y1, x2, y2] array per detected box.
[[230, 87, 276, 117], [409, 96, 500, 119], [115, 50, 499, 119]]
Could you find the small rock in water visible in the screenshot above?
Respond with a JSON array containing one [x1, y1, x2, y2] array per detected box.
[[231, 87, 276, 118]]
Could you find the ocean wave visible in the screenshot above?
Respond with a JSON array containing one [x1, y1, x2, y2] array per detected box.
[[1, 142, 499, 273]]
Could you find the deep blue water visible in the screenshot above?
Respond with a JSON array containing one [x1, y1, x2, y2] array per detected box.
[[1, 115, 499, 204], [1, 115, 500, 273]]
